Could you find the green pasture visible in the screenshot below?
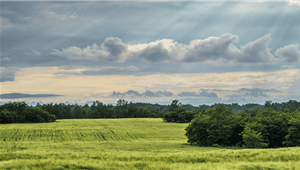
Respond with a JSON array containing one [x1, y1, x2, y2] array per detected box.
[[0, 119, 300, 170]]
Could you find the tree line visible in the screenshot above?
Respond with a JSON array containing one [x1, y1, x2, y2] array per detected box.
[[1, 99, 300, 125], [185, 105, 300, 148]]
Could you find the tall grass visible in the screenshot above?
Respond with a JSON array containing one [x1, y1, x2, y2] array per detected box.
[[1, 118, 299, 170]]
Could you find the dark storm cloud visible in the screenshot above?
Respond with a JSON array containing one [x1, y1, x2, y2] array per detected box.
[[178, 90, 218, 98], [110, 90, 173, 98], [0, 93, 63, 99]]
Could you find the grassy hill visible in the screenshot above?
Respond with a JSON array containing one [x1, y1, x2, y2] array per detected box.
[[1, 119, 300, 170]]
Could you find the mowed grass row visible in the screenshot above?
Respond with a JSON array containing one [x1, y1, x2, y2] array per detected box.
[[1, 118, 300, 170]]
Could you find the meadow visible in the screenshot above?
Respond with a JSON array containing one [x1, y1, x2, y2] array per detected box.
[[0, 118, 300, 170]]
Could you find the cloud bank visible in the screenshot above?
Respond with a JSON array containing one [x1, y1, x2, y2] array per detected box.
[[0, 93, 62, 99], [52, 34, 300, 65], [178, 90, 218, 98], [110, 90, 174, 98]]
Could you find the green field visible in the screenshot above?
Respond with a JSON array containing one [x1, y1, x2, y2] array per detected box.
[[0, 119, 300, 170]]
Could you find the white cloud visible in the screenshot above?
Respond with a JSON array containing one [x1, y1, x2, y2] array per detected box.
[[0, 17, 15, 31], [286, 0, 300, 6], [52, 37, 128, 62], [52, 34, 299, 65]]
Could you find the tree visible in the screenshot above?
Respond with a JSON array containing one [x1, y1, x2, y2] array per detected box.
[[283, 117, 300, 146], [168, 99, 181, 112], [241, 122, 268, 148], [185, 105, 240, 146], [114, 99, 129, 118]]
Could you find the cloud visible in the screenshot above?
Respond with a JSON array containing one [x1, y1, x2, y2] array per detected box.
[[52, 34, 296, 65], [239, 88, 280, 98], [178, 90, 218, 98], [51, 37, 128, 62], [183, 33, 239, 62], [227, 88, 279, 99], [55, 66, 139, 76], [0, 93, 62, 99], [275, 44, 300, 62], [0, 17, 15, 31], [24, 49, 41, 56], [1, 57, 11, 61], [286, 0, 300, 6], [46, 11, 79, 21], [237, 34, 274, 63], [110, 90, 173, 98], [239, 88, 281, 93], [0, 67, 18, 82]]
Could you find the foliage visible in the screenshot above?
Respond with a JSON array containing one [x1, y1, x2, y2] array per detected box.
[[241, 122, 268, 148], [0, 102, 56, 123], [185, 105, 300, 148], [163, 107, 197, 123]]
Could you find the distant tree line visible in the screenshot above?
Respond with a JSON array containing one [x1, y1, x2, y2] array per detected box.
[[185, 105, 300, 148], [1, 99, 300, 125], [0, 102, 56, 123]]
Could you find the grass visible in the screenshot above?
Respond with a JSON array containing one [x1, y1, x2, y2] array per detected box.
[[0, 118, 300, 170]]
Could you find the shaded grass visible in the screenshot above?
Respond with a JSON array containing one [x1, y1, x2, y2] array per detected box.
[[1, 118, 300, 170]]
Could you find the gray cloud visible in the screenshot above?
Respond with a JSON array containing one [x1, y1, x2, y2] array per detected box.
[[238, 88, 279, 98], [0, 67, 18, 82], [0, 93, 62, 99], [275, 44, 300, 62], [51, 37, 128, 62], [136, 41, 170, 63], [239, 88, 281, 93], [183, 33, 239, 62], [244, 92, 269, 98], [178, 90, 218, 98], [55, 66, 139, 76], [227, 88, 279, 99], [110, 90, 173, 98], [237, 34, 274, 63], [52, 34, 295, 65]]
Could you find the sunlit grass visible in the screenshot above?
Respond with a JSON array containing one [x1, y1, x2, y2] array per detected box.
[[1, 119, 300, 170]]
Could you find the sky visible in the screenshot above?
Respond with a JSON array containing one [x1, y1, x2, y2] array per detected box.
[[1, 0, 300, 106]]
